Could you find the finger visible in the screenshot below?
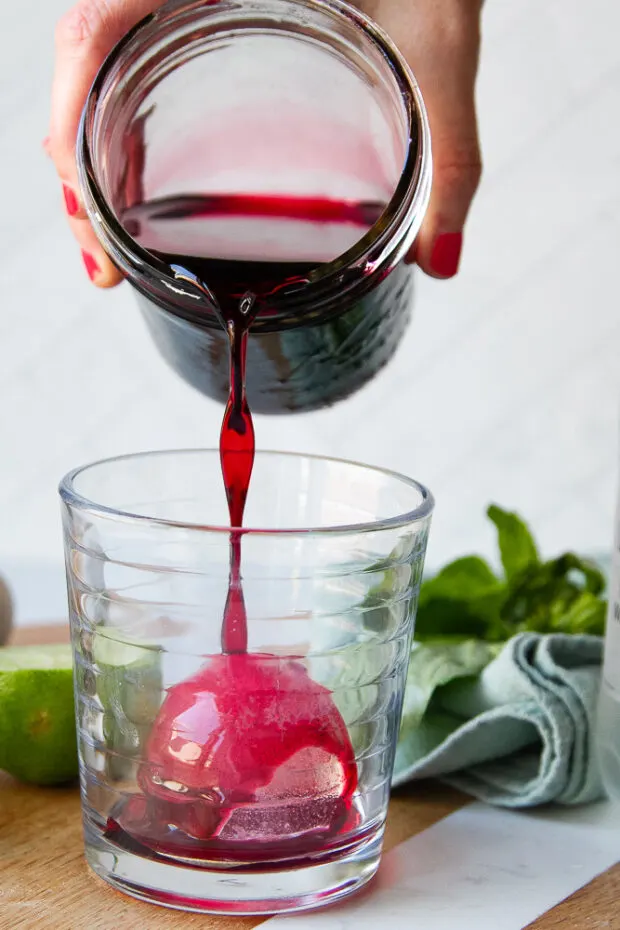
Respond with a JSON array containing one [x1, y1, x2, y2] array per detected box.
[[67, 211, 121, 287], [50, 0, 158, 287], [402, 6, 483, 277]]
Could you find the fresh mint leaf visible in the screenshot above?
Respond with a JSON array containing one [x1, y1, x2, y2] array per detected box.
[[394, 710, 463, 779], [399, 638, 499, 729], [560, 553, 606, 596], [487, 504, 539, 581], [500, 553, 606, 636], [420, 556, 500, 599], [365, 505, 606, 658], [415, 556, 505, 641], [549, 590, 606, 636]]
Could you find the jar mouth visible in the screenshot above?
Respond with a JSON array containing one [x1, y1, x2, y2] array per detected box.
[[78, 0, 431, 326]]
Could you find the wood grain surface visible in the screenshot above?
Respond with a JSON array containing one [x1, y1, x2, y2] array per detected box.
[[526, 864, 620, 929], [1, 626, 618, 929]]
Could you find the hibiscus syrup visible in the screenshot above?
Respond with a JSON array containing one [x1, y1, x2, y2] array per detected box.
[[107, 192, 373, 862]]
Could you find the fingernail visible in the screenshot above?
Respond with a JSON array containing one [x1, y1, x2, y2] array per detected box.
[[81, 249, 100, 282], [63, 184, 80, 217], [429, 232, 463, 278], [42, 136, 51, 155]]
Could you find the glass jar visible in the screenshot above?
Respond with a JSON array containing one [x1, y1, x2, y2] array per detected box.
[[77, 0, 431, 413]]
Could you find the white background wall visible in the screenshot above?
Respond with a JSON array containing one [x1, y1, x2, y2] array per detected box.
[[1, 0, 619, 625]]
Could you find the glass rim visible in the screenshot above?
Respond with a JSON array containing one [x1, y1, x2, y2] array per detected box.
[[76, 0, 431, 318], [59, 448, 434, 536]]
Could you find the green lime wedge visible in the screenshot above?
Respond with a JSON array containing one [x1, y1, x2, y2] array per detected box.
[[0, 643, 77, 785], [92, 632, 154, 669], [86, 630, 162, 780], [92, 631, 162, 727], [0, 642, 73, 671]]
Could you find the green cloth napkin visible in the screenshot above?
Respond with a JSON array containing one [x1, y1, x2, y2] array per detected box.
[[392, 632, 604, 807]]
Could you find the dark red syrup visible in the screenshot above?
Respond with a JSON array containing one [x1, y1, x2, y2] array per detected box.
[[106, 193, 381, 861]]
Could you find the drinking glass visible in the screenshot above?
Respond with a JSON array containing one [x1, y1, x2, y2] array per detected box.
[[60, 450, 433, 913]]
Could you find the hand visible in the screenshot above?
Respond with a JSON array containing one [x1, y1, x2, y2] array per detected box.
[[49, 0, 156, 287], [356, 0, 483, 278], [49, 0, 482, 287]]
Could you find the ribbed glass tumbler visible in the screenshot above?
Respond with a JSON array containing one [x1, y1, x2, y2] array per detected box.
[[60, 450, 433, 915]]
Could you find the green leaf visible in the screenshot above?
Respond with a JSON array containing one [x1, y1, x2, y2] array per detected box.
[[549, 590, 606, 636], [500, 552, 607, 636], [315, 642, 389, 728], [415, 556, 505, 641], [394, 710, 462, 778], [399, 638, 498, 731], [420, 556, 500, 601], [559, 553, 606, 596], [487, 504, 539, 581]]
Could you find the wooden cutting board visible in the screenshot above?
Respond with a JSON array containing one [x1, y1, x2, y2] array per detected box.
[[1, 625, 618, 930]]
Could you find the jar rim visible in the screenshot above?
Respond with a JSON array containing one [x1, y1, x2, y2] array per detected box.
[[77, 0, 431, 323]]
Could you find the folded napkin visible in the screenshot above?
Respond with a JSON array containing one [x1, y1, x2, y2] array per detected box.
[[392, 633, 604, 807]]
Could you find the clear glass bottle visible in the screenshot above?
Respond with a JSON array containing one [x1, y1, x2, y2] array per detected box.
[[77, 0, 431, 413], [598, 481, 620, 800]]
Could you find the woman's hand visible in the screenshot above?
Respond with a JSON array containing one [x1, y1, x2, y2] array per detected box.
[[357, 0, 483, 278], [49, 0, 156, 287], [49, 0, 482, 286]]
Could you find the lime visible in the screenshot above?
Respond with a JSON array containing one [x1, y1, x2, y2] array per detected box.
[[0, 643, 77, 785], [88, 631, 162, 781]]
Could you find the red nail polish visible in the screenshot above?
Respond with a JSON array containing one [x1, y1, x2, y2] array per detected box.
[[429, 232, 463, 278], [81, 249, 100, 281], [63, 184, 80, 217]]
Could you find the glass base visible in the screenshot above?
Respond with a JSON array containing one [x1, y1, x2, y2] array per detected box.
[[83, 816, 383, 915]]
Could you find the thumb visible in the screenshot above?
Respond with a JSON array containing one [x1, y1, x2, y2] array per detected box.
[[405, 11, 482, 278]]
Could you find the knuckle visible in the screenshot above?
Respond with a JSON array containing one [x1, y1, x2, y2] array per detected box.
[[436, 154, 482, 197], [55, 1, 107, 51], [441, 1, 482, 47]]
